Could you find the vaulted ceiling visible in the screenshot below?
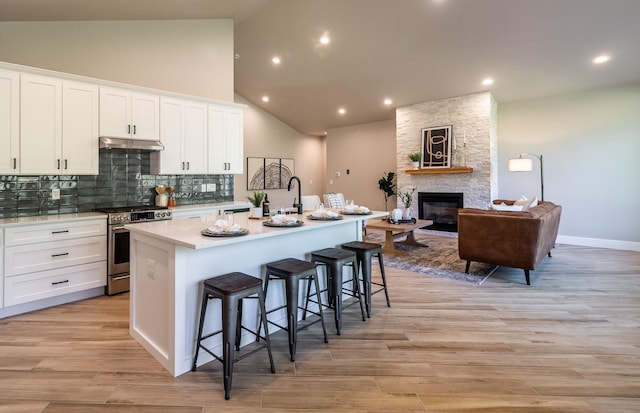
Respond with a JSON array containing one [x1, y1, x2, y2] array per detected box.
[[2, 0, 640, 135]]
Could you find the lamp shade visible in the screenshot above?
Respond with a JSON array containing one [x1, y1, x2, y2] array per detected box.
[[508, 158, 533, 172]]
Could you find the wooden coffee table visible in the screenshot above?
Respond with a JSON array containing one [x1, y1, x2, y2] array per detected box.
[[365, 218, 433, 255]]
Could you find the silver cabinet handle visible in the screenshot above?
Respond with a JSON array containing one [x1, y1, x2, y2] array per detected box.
[[57, 159, 61, 169], [128, 124, 131, 134], [51, 252, 69, 258], [133, 125, 136, 134], [64, 159, 68, 170], [13, 158, 17, 169], [186, 161, 190, 170], [52, 279, 69, 286], [51, 230, 69, 234]]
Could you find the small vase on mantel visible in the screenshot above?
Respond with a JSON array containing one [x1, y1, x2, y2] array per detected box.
[[412, 161, 420, 169]]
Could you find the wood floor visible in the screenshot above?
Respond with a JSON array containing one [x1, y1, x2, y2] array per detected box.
[[0, 243, 639, 412]]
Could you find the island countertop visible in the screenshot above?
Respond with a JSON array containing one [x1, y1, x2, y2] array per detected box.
[[125, 210, 387, 250]]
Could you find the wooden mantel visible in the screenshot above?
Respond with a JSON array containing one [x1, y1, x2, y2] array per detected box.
[[405, 167, 473, 175]]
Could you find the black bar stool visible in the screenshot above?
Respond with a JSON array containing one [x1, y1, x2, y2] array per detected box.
[[261, 258, 328, 361], [192, 272, 276, 400], [341, 241, 390, 317], [306, 247, 366, 335]]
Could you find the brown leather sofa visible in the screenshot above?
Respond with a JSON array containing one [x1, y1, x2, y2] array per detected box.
[[457, 200, 562, 285]]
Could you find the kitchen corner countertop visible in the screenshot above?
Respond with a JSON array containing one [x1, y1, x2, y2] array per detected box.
[[126, 211, 387, 250], [168, 201, 252, 213], [0, 212, 107, 227]]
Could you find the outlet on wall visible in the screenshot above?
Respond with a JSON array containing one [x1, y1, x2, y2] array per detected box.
[[51, 188, 60, 200]]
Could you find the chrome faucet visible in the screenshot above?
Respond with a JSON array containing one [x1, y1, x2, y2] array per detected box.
[[287, 176, 303, 214]]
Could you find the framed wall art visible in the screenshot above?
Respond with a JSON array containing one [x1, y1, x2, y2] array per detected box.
[[246, 157, 295, 190], [421, 125, 452, 169]]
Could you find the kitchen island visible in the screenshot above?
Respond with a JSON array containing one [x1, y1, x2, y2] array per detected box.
[[126, 210, 386, 376]]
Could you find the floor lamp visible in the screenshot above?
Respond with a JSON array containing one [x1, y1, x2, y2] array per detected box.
[[508, 153, 544, 201]]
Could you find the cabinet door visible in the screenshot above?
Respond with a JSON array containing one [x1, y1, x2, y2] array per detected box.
[[183, 101, 208, 174], [20, 74, 62, 174], [207, 105, 225, 174], [131, 92, 160, 141], [208, 104, 244, 174], [99, 86, 132, 138], [62, 81, 99, 175], [0, 69, 19, 174], [154, 97, 184, 174], [223, 107, 244, 174]]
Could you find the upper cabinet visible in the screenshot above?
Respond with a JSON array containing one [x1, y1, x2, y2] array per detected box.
[[19, 74, 62, 175], [62, 81, 99, 175], [208, 104, 244, 174], [151, 97, 207, 175], [99, 86, 160, 141], [0, 69, 19, 174], [19, 74, 98, 175]]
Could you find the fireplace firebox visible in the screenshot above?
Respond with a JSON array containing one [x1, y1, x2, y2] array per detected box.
[[418, 192, 463, 232]]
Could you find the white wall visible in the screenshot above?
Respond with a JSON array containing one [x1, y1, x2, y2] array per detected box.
[[498, 83, 640, 246], [325, 120, 396, 211], [235, 94, 325, 210], [0, 20, 234, 101]]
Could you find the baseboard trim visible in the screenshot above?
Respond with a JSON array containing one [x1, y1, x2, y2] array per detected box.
[[557, 235, 640, 252]]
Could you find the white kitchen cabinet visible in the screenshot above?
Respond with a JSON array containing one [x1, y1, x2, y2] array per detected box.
[[19, 73, 62, 174], [62, 80, 99, 174], [208, 104, 244, 174], [0, 69, 19, 174], [19, 74, 98, 175], [151, 97, 207, 174], [2, 218, 107, 311], [99, 86, 160, 141]]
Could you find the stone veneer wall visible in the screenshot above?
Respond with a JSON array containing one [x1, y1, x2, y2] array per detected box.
[[396, 92, 498, 218]]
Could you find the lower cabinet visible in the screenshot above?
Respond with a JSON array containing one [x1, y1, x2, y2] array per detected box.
[[1, 217, 107, 317], [4, 261, 106, 307]]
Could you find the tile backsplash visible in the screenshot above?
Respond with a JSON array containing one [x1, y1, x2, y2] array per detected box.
[[0, 149, 234, 219]]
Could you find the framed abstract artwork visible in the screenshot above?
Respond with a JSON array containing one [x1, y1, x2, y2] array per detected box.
[[421, 125, 452, 169], [247, 157, 295, 190]]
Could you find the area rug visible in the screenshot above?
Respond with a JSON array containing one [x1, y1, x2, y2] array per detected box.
[[364, 229, 497, 285]]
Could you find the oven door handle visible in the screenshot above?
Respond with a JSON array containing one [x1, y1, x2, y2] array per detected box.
[[111, 226, 129, 233]]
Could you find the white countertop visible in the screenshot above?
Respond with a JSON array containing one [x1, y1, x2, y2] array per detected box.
[[0, 212, 107, 227], [168, 201, 252, 213], [126, 210, 387, 250]]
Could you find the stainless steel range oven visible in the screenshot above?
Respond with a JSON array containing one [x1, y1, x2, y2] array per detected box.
[[96, 206, 172, 295]]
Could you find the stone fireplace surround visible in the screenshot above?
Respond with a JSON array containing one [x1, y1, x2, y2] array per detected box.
[[395, 92, 498, 220]]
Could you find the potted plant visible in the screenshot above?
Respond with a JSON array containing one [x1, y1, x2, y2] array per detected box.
[[398, 187, 416, 219], [377, 171, 396, 212], [408, 152, 421, 169], [246, 191, 265, 218]]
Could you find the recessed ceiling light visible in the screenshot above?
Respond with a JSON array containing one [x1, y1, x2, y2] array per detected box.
[[482, 78, 494, 86], [271, 56, 281, 64], [384, 98, 393, 105], [592, 54, 610, 64], [262, 96, 270, 102], [320, 35, 330, 45], [338, 107, 346, 114]]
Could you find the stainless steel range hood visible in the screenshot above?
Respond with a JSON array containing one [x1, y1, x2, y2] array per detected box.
[[99, 137, 164, 151]]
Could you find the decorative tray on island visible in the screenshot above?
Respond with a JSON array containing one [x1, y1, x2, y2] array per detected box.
[[263, 220, 304, 227], [307, 214, 343, 221], [340, 210, 372, 215], [201, 228, 249, 237]]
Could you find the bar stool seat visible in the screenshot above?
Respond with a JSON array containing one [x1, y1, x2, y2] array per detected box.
[[192, 272, 275, 400], [262, 258, 328, 361], [307, 247, 366, 335], [341, 241, 390, 317]]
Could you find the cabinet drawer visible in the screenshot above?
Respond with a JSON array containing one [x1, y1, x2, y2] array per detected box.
[[4, 261, 106, 307], [5, 235, 106, 277], [5, 219, 106, 246]]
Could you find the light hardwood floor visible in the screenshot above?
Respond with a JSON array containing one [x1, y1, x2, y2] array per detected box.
[[0, 243, 639, 412]]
